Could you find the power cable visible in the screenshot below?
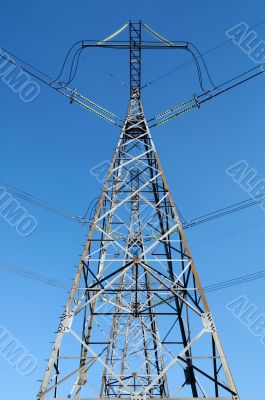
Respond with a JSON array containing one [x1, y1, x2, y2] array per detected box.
[[140, 23, 216, 92], [142, 18, 265, 89], [204, 270, 265, 293], [0, 260, 68, 289], [191, 219, 265, 248], [62, 46, 84, 87], [1, 180, 264, 231], [1, 258, 265, 295], [2, 42, 264, 129], [183, 194, 265, 229], [0, 0, 126, 88], [150, 61, 265, 127], [0, 51, 123, 127], [51, 41, 84, 85], [0, 180, 92, 227]]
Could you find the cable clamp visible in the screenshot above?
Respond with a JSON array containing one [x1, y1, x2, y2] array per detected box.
[[193, 94, 200, 109], [70, 87, 77, 104]]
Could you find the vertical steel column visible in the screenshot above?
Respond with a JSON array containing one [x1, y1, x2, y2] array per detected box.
[[129, 21, 142, 98]]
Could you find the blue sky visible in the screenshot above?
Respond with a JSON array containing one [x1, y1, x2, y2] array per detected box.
[[1, 0, 265, 398]]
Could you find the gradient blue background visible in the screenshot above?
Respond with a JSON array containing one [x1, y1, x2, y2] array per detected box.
[[1, 0, 265, 398]]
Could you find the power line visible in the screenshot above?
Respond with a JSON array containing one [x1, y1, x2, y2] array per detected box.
[[190, 219, 265, 248], [142, 18, 265, 89], [3, 181, 265, 288], [0, 0, 127, 88], [2, 42, 265, 129], [142, 22, 217, 92], [0, 180, 93, 227], [183, 194, 265, 229], [149, 61, 265, 127], [0, 51, 124, 127], [1, 180, 265, 231], [0, 260, 68, 289], [204, 270, 265, 293], [1, 258, 265, 295]]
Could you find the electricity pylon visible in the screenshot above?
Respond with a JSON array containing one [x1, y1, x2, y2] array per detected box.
[[38, 22, 239, 400]]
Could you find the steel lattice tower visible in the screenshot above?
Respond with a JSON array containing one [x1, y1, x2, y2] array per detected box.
[[38, 22, 239, 400]]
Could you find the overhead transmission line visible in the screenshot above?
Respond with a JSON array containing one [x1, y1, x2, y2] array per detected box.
[[1, 21, 265, 129], [1, 258, 265, 295], [0, 0, 127, 88], [182, 194, 265, 229], [148, 62, 265, 127], [2, 44, 265, 129], [141, 22, 216, 92], [204, 270, 265, 293], [142, 18, 265, 89], [0, 50, 124, 127], [152, 269, 265, 309], [190, 219, 265, 248], [69, 22, 265, 125], [0, 180, 96, 227], [1, 180, 265, 231], [0, 260, 68, 289]]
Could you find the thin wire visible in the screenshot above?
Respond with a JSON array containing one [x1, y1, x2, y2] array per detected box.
[[197, 63, 264, 100], [188, 42, 217, 88], [51, 41, 84, 84], [204, 271, 265, 293], [1, 181, 265, 234], [199, 68, 265, 106], [151, 61, 265, 127], [142, 18, 265, 89], [184, 195, 265, 229], [0, 0, 125, 87], [1, 258, 265, 295], [0, 180, 91, 226], [83, 197, 100, 220], [57, 46, 85, 87], [191, 219, 265, 248], [1, 48, 54, 81], [0, 260, 68, 289], [186, 48, 205, 91], [0, 52, 123, 127], [68, 47, 84, 85]]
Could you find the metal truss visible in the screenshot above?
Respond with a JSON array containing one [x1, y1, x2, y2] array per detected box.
[[37, 22, 239, 400], [129, 21, 142, 97]]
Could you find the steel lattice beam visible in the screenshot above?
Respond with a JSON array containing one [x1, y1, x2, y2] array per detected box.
[[37, 22, 240, 400]]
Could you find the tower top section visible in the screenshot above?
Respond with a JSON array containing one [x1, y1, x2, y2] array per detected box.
[[129, 21, 142, 99]]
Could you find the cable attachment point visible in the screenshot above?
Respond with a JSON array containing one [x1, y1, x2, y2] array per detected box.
[[193, 94, 200, 109], [70, 88, 77, 104]]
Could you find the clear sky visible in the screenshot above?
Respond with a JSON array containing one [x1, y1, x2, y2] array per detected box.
[[1, 0, 265, 398]]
